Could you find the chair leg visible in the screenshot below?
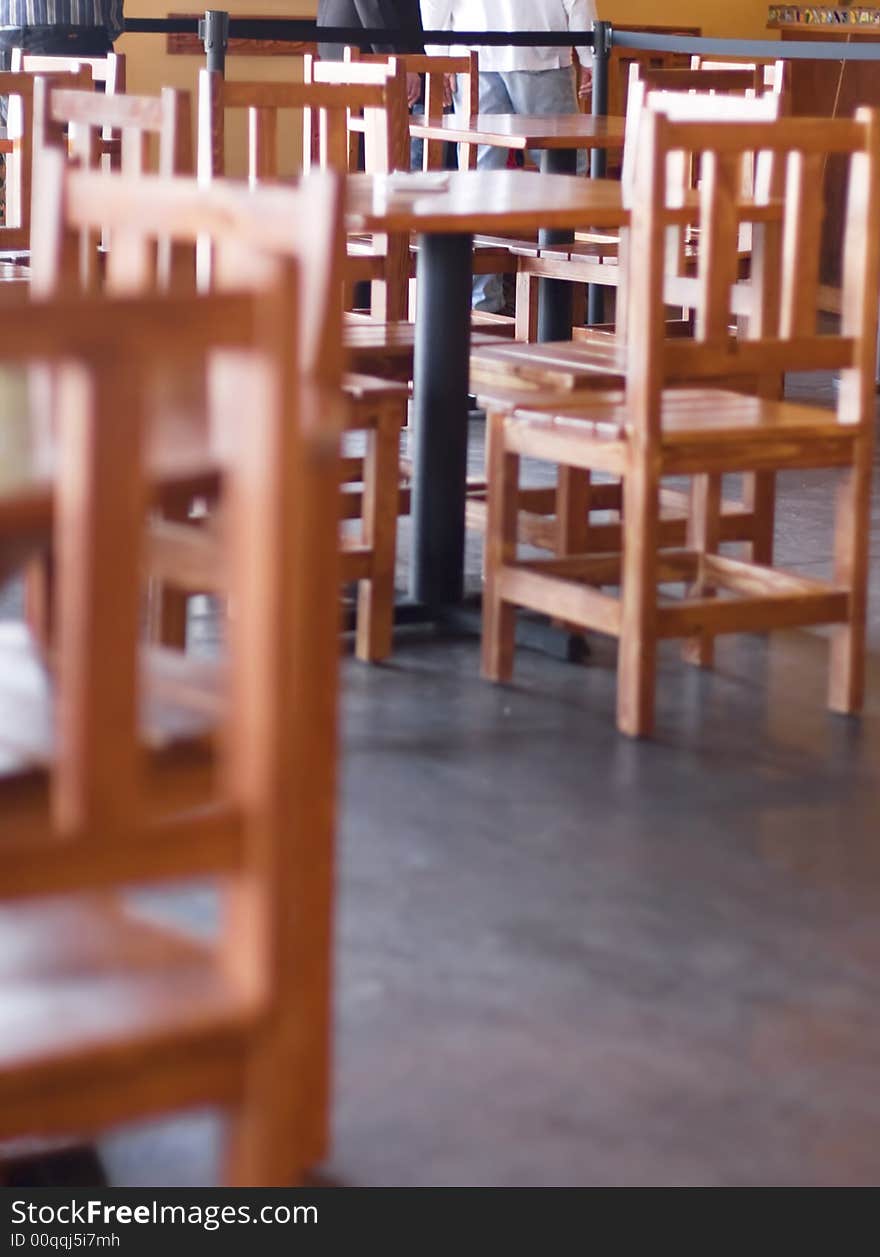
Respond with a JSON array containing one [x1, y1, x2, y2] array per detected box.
[[828, 456, 871, 714], [554, 467, 591, 635], [481, 409, 519, 682], [23, 550, 54, 654], [223, 1076, 313, 1188], [555, 467, 591, 557], [745, 470, 776, 564], [355, 404, 401, 663], [514, 270, 539, 342], [617, 463, 659, 738], [682, 472, 721, 669], [148, 501, 190, 650]]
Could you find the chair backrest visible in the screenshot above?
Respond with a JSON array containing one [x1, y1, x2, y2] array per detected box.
[[11, 51, 126, 167], [690, 57, 790, 98], [0, 69, 90, 247], [604, 25, 701, 120], [198, 61, 409, 184], [32, 148, 347, 388], [626, 107, 880, 443], [35, 80, 193, 177], [303, 55, 410, 174], [342, 46, 480, 170], [11, 49, 125, 94], [622, 62, 789, 199]]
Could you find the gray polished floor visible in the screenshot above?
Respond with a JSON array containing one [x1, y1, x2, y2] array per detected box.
[[10, 373, 880, 1187]]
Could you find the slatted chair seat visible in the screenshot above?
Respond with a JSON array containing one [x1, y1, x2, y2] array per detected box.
[[0, 260, 30, 282], [472, 337, 626, 391], [344, 316, 504, 379], [0, 622, 224, 779], [0, 896, 250, 1140], [510, 389, 861, 465]]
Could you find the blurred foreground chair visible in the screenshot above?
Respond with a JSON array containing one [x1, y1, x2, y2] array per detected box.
[[0, 262, 339, 1183]]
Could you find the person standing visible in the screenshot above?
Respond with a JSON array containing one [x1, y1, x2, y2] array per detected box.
[[421, 0, 596, 311], [317, 0, 423, 107], [0, 0, 123, 63]]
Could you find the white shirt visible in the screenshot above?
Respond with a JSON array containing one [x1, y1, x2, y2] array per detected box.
[[420, 0, 596, 72]]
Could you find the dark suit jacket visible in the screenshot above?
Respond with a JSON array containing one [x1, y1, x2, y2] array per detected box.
[[316, 0, 424, 60]]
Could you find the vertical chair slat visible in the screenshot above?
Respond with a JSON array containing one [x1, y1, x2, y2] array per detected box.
[[54, 359, 144, 838]]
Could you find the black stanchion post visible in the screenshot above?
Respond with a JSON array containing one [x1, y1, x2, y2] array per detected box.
[[589, 19, 611, 177], [588, 20, 611, 326], [200, 9, 229, 75]]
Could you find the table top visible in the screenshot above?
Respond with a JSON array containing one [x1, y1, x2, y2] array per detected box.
[[408, 113, 626, 151], [345, 170, 628, 236]]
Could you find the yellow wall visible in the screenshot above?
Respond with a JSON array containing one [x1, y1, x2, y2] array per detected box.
[[598, 1, 774, 39]]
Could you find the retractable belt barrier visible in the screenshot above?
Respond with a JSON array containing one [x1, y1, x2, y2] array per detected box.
[[120, 12, 880, 113]]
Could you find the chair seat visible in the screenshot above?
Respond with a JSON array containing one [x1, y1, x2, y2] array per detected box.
[[0, 894, 252, 1140], [0, 621, 221, 778], [345, 317, 505, 378], [343, 372, 410, 409], [0, 260, 29, 282], [472, 336, 625, 392], [510, 389, 860, 473]]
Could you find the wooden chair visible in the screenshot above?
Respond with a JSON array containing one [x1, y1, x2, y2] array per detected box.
[[311, 52, 519, 340], [482, 107, 880, 738], [11, 49, 126, 164], [469, 86, 789, 568], [514, 62, 789, 333], [197, 61, 428, 385], [33, 150, 402, 664], [37, 81, 193, 179], [11, 49, 125, 93], [344, 46, 480, 170], [0, 69, 91, 271], [0, 268, 338, 1184], [602, 25, 701, 123]]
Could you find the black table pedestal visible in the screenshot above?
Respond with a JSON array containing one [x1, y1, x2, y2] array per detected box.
[[410, 231, 475, 609], [537, 147, 578, 343]]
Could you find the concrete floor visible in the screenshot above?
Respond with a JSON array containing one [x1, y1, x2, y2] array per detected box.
[[9, 375, 880, 1187]]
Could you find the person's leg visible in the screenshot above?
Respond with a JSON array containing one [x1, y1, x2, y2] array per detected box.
[[0, 44, 11, 129], [408, 78, 426, 172], [505, 67, 587, 173], [463, 72, 512, 312]]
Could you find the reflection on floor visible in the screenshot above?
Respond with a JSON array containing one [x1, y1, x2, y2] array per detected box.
[[7, 372, 880, 1186]]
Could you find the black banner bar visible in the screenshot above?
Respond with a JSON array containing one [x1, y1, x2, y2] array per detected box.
[[121, 15, 880, 61], [122, 19, 596, 47]]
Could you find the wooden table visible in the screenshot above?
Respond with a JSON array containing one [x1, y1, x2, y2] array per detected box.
[[347, 170, 627, 610], [408, 113, 626, 156], [408, 113, 627, 339]]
